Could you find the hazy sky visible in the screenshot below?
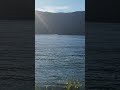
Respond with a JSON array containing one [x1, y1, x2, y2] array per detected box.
[[35, 0, 85, 12]]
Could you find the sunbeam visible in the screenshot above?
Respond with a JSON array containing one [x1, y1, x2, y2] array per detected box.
[[35, 11, 51, 33]]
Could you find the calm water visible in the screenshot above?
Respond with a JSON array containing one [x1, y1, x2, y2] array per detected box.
[[35, 35, 85, 86]]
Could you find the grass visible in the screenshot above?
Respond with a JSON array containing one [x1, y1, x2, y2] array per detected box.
[[65, 80, 80, 90], [35, 80, 82, 90]]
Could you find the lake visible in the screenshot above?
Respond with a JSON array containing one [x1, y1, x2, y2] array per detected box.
[[35, 35, 85, 89]]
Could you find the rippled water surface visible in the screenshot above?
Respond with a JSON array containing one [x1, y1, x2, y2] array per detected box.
[[35, 35, 85, 86]]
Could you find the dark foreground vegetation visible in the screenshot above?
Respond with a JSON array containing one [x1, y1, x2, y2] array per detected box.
[[36, 80, 84, 90]]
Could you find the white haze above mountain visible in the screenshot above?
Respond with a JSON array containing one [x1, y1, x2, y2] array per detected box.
[[35, 6, 70, 13]]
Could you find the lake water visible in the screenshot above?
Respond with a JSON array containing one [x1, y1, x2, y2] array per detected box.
[[35, 35, 85, 87]]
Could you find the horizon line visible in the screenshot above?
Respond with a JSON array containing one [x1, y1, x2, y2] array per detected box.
[[35, 10, 85, 13]]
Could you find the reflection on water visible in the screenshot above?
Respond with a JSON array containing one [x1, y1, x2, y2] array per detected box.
[[35, 35, 85, 87]]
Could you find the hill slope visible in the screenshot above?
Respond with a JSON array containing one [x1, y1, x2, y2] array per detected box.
[[35, 11, 85, 35]]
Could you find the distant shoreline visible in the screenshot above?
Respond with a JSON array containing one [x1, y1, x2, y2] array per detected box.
[[35, 34, 85, 36]]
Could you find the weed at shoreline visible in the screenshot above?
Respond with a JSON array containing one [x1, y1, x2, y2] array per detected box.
[[35, 80, 82, 90]]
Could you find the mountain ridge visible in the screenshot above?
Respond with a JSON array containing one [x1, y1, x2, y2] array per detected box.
[[35, 10, 84, 14], [35, 11, 85, 35]]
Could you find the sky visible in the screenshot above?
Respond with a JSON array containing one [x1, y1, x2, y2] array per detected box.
[[35, 0, 85, 13]]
